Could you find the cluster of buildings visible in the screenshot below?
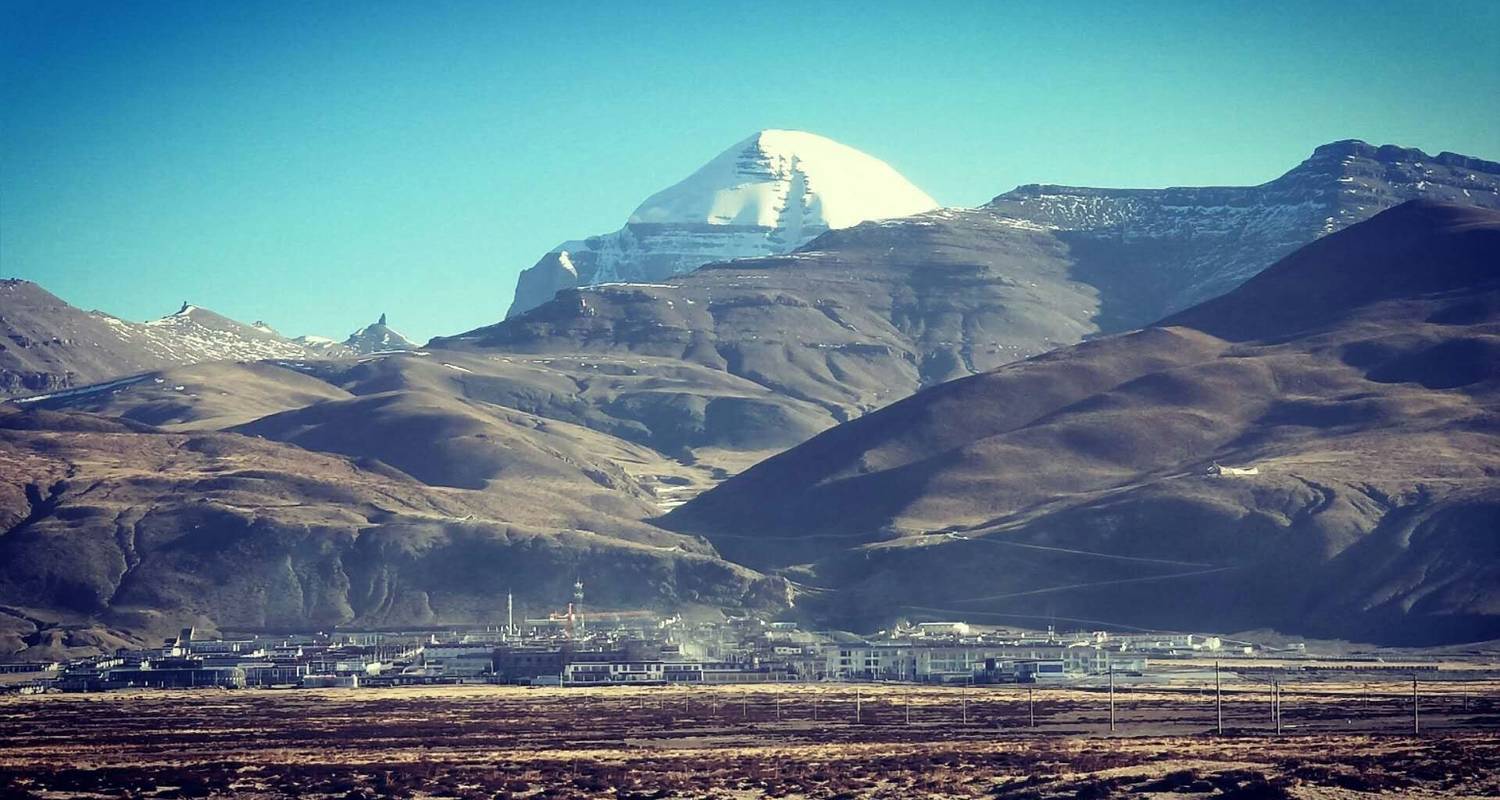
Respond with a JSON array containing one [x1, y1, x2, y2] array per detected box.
[[0, 615, 1248, 694]]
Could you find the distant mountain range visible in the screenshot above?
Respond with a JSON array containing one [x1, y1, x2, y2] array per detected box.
[[295, 313, 418, 357], [449, 138, 1500, 449], [0, 286, 411, 398], [2, 134, 1498, 656]]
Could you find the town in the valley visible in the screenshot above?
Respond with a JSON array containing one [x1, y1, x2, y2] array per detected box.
[[4, 581, 1493, 695]]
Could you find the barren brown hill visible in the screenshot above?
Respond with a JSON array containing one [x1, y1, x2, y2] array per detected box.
[[286, 348, 837, 478], [436, 209, 1099, 459], [664, 201, 1500, 645], [0, 406, 786, 659]]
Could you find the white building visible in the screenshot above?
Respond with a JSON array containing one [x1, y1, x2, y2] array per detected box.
[[562, 661, 704, 685]]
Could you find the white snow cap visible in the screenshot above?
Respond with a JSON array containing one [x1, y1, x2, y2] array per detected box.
[[628, 130, 938, 233]]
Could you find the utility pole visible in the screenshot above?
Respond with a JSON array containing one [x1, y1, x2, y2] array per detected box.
[[1215, 661, 1223, 735], [1108, 666, 1116, 732], [962, 684, 969, 725], [1274, 681, 1282, 735], [1029, 687, 1035, 728], [905, 691, 911, 725], [742, 694, 748, 720], [855, 688, 862, 723], [572, 579, 585, 636], [1413, 674, 1420, 736], [775, 694, 781, 722]]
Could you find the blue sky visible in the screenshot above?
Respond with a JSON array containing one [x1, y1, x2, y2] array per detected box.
[[3, 1, 1498, 341]]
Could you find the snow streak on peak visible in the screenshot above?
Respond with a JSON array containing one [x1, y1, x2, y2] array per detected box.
[[627, 129, 938, 233]]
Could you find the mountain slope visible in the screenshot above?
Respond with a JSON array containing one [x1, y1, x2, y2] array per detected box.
[[0, 281, 173, 396], [506, 130, 938, 316], [15, 361, 353, 430], [134, 303, 315, 363], [663, 201, 1500, 645]]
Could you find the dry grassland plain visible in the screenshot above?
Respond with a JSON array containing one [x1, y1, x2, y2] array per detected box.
[[2, 679, 1498, 798]]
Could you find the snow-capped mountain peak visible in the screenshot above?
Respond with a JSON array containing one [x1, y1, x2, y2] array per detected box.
[[628, 129, 937, 232], [507, 130, 938, 317]]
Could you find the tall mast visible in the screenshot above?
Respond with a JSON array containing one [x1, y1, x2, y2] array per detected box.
[[573, 579, 585, 636]]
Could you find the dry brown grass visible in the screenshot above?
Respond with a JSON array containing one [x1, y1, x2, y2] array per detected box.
[[1, 680, 1497, 798]]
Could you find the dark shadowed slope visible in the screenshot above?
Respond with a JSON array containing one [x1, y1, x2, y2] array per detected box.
[[664, 201, 1500, 645], [1162, 202, 1500, 340]]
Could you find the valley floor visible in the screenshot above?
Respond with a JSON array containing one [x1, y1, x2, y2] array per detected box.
[[2, 681, 1498, 798]]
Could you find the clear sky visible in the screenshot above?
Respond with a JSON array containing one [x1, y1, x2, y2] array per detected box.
[[3, 1, 1498, 342]]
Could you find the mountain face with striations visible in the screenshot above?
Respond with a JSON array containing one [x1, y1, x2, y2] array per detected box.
[[988, 139, 1500, 329], [506, 130, 939, 317], [663, 201, 1500, 646]]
